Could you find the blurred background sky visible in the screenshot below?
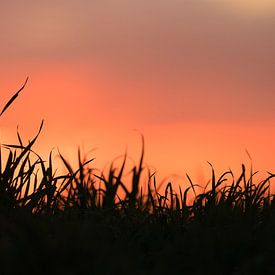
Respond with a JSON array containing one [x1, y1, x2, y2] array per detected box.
[[1, 0, 275, 184]]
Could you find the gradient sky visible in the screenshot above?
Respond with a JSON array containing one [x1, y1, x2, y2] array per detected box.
[[1, 1, 275, 185]]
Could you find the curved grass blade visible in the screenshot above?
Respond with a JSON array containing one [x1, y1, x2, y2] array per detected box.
[[0, 77, 28, 117]]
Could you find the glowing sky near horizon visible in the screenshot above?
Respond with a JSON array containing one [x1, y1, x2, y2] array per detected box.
[[0, 1, 275, 185]]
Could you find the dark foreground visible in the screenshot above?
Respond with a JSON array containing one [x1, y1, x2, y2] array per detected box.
[[0, 202, 274, 275], [0, 132, 274, 274]]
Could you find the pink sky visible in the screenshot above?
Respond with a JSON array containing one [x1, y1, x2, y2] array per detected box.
[[1, 1, 275, 187]]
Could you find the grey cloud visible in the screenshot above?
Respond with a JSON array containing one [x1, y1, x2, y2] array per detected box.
[[1, 0, 275, 122]]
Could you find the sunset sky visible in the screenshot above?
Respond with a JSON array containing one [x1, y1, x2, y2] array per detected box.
[[1, 1, 275, 185]]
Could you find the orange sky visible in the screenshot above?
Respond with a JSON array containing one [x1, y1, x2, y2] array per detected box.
[[1, 1, 275, 188]]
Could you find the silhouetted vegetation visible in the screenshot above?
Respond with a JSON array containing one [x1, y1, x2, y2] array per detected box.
[[0, 81, 274, 274]]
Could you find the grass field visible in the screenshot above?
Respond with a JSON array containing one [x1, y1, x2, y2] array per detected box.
[[0, 82, 274, 274]]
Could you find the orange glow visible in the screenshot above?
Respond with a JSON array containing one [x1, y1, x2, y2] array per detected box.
[[1, 62, 275, 191]]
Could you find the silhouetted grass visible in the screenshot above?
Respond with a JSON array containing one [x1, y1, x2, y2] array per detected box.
[[0, 81, 274, 274]]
